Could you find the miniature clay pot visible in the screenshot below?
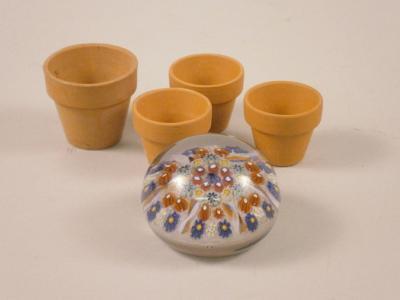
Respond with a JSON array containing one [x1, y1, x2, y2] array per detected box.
[[141, 134, 281, 257], [169, 53, 244, 133], [43, 43, 138, 149], [132, 88, 212, 162], [244, 81, 322, 166]]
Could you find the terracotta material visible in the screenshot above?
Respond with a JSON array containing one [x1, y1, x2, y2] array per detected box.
[[244, 81, 322, 166], [169, 53, 244, 133], [43, 43, 138, 149], [132, 88, 212, 162]]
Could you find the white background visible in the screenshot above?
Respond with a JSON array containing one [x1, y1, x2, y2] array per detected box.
[[1, 0, 399, 299]]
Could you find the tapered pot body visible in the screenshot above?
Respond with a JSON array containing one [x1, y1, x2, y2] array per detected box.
[[169, 53, 244, 133], [244, 81, 322, 166], [132, 88, 212, 162], [43, 43, 138, 149]]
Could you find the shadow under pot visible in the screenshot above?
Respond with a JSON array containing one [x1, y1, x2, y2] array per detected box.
[[43, 43, 138, 149], [244, 81, 323, 166], [169, 53, 244, 133], [132, 88, 212, 163]]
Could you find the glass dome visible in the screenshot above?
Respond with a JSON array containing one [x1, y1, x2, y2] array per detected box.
[[141, 134, 281, 257]]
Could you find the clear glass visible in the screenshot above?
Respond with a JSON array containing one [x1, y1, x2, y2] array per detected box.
[[141, 134, 281, 256]]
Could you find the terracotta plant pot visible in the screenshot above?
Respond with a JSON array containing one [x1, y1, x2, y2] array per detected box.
[[43, 43, 138, 149], [244, 81, 322, 166], [169, 53, 244, 133], [132, 88, 212, 162]]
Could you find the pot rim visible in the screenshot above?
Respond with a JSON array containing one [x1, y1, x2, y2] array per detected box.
[[169, 53, 244, 89], [244, 81, 323, 120], [43, 43, 138, 88], [133, 87, 212, 128]]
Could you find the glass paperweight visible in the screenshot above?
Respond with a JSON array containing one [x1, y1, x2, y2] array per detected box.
[[141, 134, 281, 257]]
